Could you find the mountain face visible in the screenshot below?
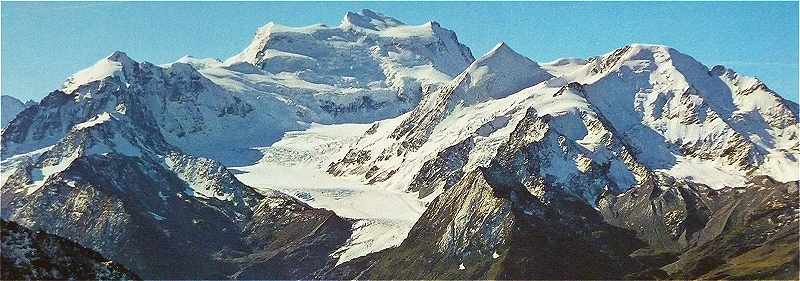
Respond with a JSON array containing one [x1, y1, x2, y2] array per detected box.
[[329, 44, 798, 201], [1, 219, 139, 280], [216, 8, 475, 126], [0, 92, 352, 279], [224, 9, 474, 120], [328, 173, 798, 279], [599, 175, 799, 279], [327, 167, 645, 280], [2, 9, 798, 280], [1, 95, 35, 129], [1, 53, 260, 164], [325, 44, 798, 279]]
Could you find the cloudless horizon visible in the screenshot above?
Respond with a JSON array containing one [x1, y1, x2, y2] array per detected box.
[[2, 1, 798, 103]]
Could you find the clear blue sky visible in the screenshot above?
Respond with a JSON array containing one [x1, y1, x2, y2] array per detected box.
[[2, 1, 798, 103]]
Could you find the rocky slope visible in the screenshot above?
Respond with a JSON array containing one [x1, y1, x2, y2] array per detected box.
[[328, 172, 798, 279], [1, 219, 139, 280], [327, 168, 645, 280], [599, 175, 799, 279]]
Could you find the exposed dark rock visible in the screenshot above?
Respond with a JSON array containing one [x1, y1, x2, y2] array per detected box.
[[1, 219, 140, 280], [408, 137, 474, 198]]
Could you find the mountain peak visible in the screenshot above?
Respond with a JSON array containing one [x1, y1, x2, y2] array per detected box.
[[449, 41, 551, 104], [340, 9, 404, 30], [62, 51, 139, 93], [471, 42, 536, 70], [484, 42, 517, 59], [106, 50, 133, 63], [586, 43, 704, 76], [1, 95, 30, 128], [603, 43, 675, 59], [171, 55, 222, 69], [1, 94, 24, 105], [492, 41, 510, 50], [627, 43, 673, 52]]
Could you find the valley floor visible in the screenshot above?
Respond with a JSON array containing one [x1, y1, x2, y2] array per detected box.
[[231, 123, 426, 264]]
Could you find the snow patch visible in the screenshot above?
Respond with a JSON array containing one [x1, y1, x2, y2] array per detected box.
[[27, 153, 79, 195], [658, 157, 747, 189], [148, 211, 166, 221], [72, 112, 114, 131]]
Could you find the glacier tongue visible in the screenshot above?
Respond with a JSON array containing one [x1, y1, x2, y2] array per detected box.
[[231, 123, 426, 265]]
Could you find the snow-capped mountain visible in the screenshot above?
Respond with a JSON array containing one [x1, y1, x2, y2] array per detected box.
[[212, 8, 474, 125], [1, 9, 797, 280], [2, 9, 473, 165], [324, 43, 799, 279], [329, 43, 798, 203], [1, 95, 35, 129], [0, 88, 351, 278], [0, 9, 475, 279], [224, 9, 473, 110], [2, 51, 257, 163]]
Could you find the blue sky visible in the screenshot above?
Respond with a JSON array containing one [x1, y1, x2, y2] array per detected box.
[[2, 1, 798, 103]]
